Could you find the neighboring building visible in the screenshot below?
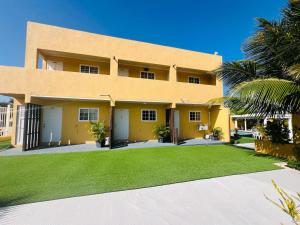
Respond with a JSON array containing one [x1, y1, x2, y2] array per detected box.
[[0, 22, 230, 150], [230, 114, 294, 140]]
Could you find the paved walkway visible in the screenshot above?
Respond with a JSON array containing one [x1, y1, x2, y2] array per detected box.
[[234, 142, 255, 150], [0, 139, 224, 156], [1, 168, 299, 225]]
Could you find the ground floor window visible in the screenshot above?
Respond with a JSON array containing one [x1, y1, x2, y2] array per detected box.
[[141, 109, 157, 121], [189, 111, 201, 121], [79, 108, 99, 121]]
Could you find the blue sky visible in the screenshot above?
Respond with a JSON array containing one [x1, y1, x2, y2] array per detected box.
[[0, 0, 286, 101]]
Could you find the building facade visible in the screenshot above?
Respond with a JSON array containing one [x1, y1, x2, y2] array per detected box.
[[0, 22, 230, 150]]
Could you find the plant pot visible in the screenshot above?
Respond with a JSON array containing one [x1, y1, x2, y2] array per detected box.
[[96, 140, 106, 148], [158, 137, 164, 143]]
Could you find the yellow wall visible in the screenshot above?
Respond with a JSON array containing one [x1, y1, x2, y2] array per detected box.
[[116, 103, 167, 141], [210, 105, 230, 142], [44, 55, 110, 75], [177, 72, 216, 85], [176, 105, 209, 139], [292, 113, 300, 144], [255, 140, 298, 160], [118, 64, 168, 81]]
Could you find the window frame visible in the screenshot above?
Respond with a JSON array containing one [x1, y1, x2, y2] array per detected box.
[[189, 111, 201, 122], [141, 109, 157, 122], [78, 108, 99, 122], [79, 64, 100, 74], [188, 76, 200, 84], [140, 71, 155, 80]]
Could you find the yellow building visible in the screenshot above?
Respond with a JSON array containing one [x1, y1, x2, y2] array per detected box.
[[0, 22, 230, 150]]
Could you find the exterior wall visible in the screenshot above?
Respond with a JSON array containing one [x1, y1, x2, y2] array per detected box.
[[118, 64, 168, 81], [210, 105, 230, 142], [116, 103, 167, 141], [11, 97, 24, 146], [255, 140, 298, 160], [177, 72, 216, 85], [176, 105, 209, 139], [25, 22, 222, 71], [43, 55, 110, 75], [292, 113, 300, 144]]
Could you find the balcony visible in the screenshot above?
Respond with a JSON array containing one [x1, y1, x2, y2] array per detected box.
[[0, 66, 222, 104]]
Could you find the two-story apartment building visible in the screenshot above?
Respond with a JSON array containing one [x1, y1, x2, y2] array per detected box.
[[0, 22, 230, 150]]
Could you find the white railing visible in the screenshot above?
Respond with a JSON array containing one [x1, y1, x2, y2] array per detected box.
[[0, 105, 13, 136]]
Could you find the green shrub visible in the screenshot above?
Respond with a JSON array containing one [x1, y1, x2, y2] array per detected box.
[[287, 161, 300, 171], [265, 120, 290, 144], [89, 121, 106, 142], [153, 124, 170, 139]]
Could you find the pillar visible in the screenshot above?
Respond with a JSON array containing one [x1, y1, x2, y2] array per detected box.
[[244, 119, 247, 131], [169, 65, 177, 83], [234, 119, 238, 129], [5, 105, 11, 136], [110, 56, 118, 76], [288, 116, 293, 141]]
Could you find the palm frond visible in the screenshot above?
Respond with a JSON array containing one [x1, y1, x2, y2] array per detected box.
[[214, 61, 260, 88], [230, 78, 300, 115]]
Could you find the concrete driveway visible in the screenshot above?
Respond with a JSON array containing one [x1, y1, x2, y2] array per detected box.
[[1, 168, 299, 225]]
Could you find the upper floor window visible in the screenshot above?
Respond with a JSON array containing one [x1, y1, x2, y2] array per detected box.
[[79, 108, 99, 121], [80, 65, 99, 74], [188, 76, 200, 84], [189, 111, 201, 122], [141, 109, 157, 121], [140, 71, 155, 80]]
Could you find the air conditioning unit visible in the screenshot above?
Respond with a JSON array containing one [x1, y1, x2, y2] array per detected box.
[[198, 124, 208, 131]]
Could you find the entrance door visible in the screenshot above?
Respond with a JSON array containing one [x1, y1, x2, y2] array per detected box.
[[42, 107, 62, 143], [16, 105, 25, 145], [114, 109, 129, 140], [174, 110, 180, 137]]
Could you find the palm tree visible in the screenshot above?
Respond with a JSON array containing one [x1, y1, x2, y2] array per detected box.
[[213, 0, 300, 117]]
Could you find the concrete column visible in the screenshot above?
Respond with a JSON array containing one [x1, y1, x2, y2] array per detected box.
[[234, 119, 238, 129], [288, 116, 293, 141], [169, 65, 177, 83], [110, 57, 118, 76], [5, 105, 11, 136], [244, 119, 247, 131]]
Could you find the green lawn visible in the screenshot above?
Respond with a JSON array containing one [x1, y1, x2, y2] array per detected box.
[[238, 137, 255, 143], [0, 145, 280, 207], [0, 140, 11, 150]]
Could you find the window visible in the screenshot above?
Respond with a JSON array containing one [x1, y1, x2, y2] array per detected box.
[[141, 110, 157, 121], [140, 71, 155, 80], [79, 108, 99, 121], [80, 65, 99, 74], [188, 76, 200, 84], [189, 111, 201, 122]]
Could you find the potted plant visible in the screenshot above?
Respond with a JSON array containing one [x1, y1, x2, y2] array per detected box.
[[90, 121, 107, 147], [212, 127, 223, 140], [153, 124, 170, 143]]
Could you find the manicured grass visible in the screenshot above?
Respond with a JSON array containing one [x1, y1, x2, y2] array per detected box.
[[0, 140, 11, 150], [238, 137, 255, 143], [231, 136, 255, 144], [0, 145, 280, 207]]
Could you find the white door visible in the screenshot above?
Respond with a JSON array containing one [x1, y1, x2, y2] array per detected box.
[[47, 60, 63, 71], [16, 105, 25, 145], [42, 107, 62, 143], [174, 110, 180, 137], [114, 109, 129, 140]]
